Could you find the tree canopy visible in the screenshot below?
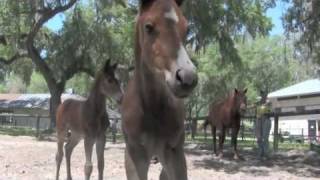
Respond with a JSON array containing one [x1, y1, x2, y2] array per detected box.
[[0, 0, 317, 127], [283, 0, 320, 64]]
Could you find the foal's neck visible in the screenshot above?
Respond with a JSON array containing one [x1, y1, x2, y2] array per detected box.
[[228, 95, 239, 115], [136, 62, 172, 109], [134, 31, 175, 109], [86, 76, 106, 113]]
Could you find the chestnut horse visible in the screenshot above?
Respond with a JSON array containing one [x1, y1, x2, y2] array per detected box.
[[55, 60, 123, 180], [204, 88, 247, 160], [121, 0, 198, 179]]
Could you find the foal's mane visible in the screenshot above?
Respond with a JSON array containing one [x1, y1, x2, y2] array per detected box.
[[84, 68, 108, 112]]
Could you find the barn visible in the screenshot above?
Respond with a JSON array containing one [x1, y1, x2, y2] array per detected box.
[[268, 79, 320, 142]]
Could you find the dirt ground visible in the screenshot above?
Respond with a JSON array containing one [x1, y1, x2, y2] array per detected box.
[[0, 135, 319, 180]]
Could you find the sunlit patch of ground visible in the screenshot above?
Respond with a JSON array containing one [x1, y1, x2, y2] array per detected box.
[[0, 135, 319, 180]]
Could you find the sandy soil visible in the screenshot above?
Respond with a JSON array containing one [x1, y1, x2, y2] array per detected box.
[[0, 135, 319, 180]]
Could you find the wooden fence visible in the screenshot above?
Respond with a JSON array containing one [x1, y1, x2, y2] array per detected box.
[[0, 113, 50, 137]]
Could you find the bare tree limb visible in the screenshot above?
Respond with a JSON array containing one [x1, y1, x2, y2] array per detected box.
[[79, 66, 95, 78]]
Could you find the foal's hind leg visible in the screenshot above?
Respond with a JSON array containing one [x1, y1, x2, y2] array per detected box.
[[84, 137, 95, 180], [211, 126, 217, 156], [231, 126, 240, 160], [65, 132, 80, 180], [96, 133, 106, 180], [55, 131, 65, 180], [217, 127, 225, 158]]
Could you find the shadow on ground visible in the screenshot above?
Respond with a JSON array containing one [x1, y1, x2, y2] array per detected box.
[[184, 143, 320, 178]]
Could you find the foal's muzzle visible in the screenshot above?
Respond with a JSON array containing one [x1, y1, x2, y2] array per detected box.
[[240, 103, 247, 114], [173, 68, 198, 98]]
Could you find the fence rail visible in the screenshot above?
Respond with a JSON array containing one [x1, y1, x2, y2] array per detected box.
[[1, 110, 319, 148], [0, 114, 50, 137]]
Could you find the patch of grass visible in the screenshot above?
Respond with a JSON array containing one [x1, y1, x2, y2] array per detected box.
[[106, 133, 125, 143], [1, 126, 308, 151], [186, 134, 310, 151], [0, 126, 36, 136], [278, 142, 309, 151]]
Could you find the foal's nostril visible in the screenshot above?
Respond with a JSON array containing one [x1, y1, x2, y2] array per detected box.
[[117, 94, 123, 104], [176, 69, 183, 83], [175, 69, 197, 87]]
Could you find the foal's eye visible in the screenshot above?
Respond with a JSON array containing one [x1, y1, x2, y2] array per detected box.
[[144, 23, 154, 34]]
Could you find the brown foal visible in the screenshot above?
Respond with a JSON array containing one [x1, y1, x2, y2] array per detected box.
[[121, 0, 198, 180], [55, 59, 123, 180], [204, 88, 247, 160]]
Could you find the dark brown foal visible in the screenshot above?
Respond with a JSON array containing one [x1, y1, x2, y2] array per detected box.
[[55, 59, 123, 180], [204, 88, 247, 160], [121, 0, 198, 180]]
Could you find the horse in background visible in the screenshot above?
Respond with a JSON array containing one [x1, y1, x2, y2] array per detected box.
[[204, 88, 247, 160], [121, 0, 198, 179], [55, 59, 123, 180]]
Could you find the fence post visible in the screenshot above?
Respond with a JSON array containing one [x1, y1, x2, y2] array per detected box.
[[13, 114, 17, 127], [301, 128, 304, 143], [241, 119, 245, 141], [204, 123, 207, 141], [36, 115, 40, 137], [111, 118, 117, 143], [191, 118, 197, 140], [273, 115, 279, 151]]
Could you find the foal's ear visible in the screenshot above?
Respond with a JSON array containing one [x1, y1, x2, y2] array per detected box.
[[234, 88, 239, 94], [243, 88, 248, 94], [175, 0, 185, 6], [140, 0, 155, 7], [104, 59, 111, 72], [112, 63, 118, 71]]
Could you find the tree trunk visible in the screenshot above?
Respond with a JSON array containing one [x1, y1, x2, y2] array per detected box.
[[49, 85, 64, 129], [191, 119, 197, 140]]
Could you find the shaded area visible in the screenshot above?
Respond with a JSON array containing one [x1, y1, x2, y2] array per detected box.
[[185, 143, 320, 178]]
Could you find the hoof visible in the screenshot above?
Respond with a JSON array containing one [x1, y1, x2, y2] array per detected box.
[[233, 155, 239, 160], [150, 157, 159, 164]]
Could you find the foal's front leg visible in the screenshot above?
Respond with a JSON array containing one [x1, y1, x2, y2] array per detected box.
[[217, 127, 225, 158], [96, 134, 106, 180], [231, 126, 240, 160], [84, 137, 95, 180], [159, 144, 188, 180], [125, 142, 150, 180]]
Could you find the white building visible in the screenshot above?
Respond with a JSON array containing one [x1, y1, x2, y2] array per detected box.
[[268, 79, 320, 141]]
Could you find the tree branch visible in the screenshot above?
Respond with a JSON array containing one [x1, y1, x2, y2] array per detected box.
[[29, 0, 78, 40], [79, 67, 95, 78], [0, 53, 29, 65], [26, 0, 78, 87]]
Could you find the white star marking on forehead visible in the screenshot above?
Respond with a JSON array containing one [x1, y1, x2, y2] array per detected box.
[[164, 7, 179, 23]]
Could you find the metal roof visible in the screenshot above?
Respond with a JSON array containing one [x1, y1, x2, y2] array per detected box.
[[0, 93, 85, 109], [0, 93, 120, 119], [268, 79, 320, 98]]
